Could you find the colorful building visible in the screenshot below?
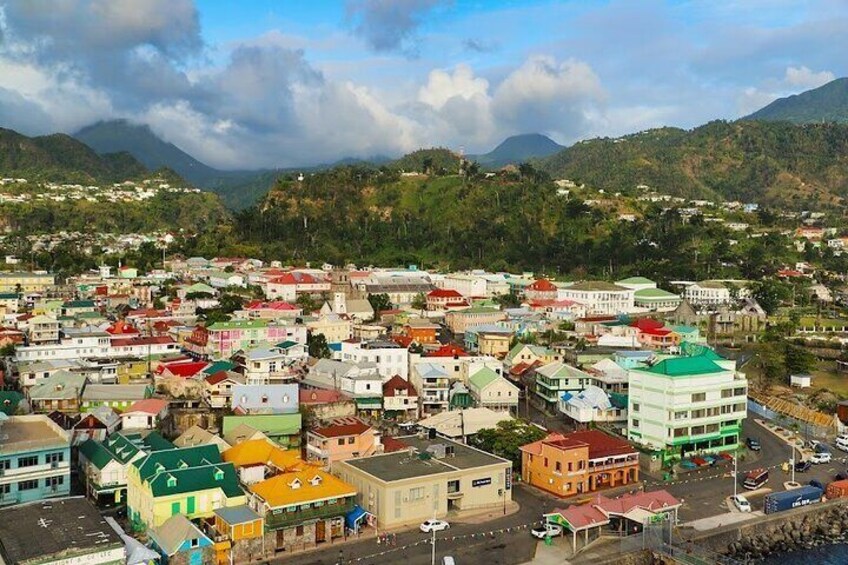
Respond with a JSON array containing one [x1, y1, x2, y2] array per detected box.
[[306, 418, 381, 466], [0, 415, 70, 506], [520, 431, 639, 498], [127, 444, 247, 530]]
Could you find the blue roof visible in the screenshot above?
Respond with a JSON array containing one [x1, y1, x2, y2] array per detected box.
[[345, 505, 372, 530], [328, 343, 342, 352], [214, 505, 261, 525]]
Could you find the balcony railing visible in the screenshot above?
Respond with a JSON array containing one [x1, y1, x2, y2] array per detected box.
[[266, 500, 355, 530]]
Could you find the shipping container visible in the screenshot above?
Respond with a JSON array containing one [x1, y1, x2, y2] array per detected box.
[[827, 479, 848, 499], [764, 486, 822, 514]]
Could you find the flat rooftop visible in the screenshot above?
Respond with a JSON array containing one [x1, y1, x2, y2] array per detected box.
[[344, 435, 508, 482], [0, 497, 122, 563], [0, 417, 68, 455]]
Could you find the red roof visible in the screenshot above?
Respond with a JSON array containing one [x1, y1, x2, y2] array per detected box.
[[106, 320, 140, 335], [311, 417, 372, 438], [631, 318, 664, 331], [381, 436, 409, 453], [527, 278, 557, 292], [125, 398, 169, 415], [594, 490, 681, 515], [383, 375, 417, 397], [425, 344, 469, 358], [520, 431, 635, 460], [205, 371, 236, 385], [392, 335, 414, 348], [156, 361, 208, 378], [428, 288, 463, 299], [548, 504, 609, 530], [640, 327, 673, 336], [299, 389, 348, 404], [127, 308, 169, 319], [245, 300, 299, 311], [268, 272, 320, 285]]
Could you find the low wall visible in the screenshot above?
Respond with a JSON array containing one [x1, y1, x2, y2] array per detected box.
[[682, 498, 848, 560]]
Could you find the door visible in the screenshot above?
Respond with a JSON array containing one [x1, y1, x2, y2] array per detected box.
[[316, 520, 326, 543], [186, 496, 196, 514]]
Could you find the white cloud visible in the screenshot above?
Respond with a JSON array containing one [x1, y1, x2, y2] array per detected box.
[[784, 65, 835, 89], [418, 64, 489, 109]]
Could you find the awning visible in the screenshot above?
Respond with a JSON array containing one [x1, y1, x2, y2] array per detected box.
[[345, 505, 373, 531], [355, 397, 382, 407]]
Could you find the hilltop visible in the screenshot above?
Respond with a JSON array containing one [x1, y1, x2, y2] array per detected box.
[[473, 133, 563, 167], [746, 77, 848, 124], [0, 127, 147, 184], [537, 120, 848, 207]]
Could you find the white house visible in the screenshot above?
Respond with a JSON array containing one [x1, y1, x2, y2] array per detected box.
[[790, 373, 812, 388], [556, 282, 635, 315], [683, 280, 750, 307], [558, 385, 626, 424], [339, 339, 408, 381], [120, 398, 169, 430], [627, 348, 747, 459]]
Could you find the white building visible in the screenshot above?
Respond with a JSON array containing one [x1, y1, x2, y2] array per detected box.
[[556, 282, 635, 315], [339, 339, 408, 381], [15, 331, 179, 362], [627, 349, 747, 460], [683, 280, 750, 307]]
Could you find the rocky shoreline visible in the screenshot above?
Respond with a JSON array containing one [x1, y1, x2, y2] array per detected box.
[[726, 505, 848, 560]]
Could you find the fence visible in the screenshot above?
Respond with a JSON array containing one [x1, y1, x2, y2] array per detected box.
[[619, 524, 743, 565], [747, 398, 833, 439]]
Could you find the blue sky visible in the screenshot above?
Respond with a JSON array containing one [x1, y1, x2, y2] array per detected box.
[[0, 0, 845, 169]]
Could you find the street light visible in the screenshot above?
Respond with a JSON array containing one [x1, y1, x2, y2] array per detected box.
[[430, 525, 436, 565], [732, 454, 737, 498]]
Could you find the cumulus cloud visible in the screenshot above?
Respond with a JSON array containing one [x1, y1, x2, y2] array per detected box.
[[345, 0, 445, 54], [784, 65, 835, 89], [737, 65, 836, 116]]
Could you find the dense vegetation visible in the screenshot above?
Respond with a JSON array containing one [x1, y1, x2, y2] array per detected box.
[[537, 120, 848, 207], [747, 77, 848, 124], [0, 128, 147, 183]]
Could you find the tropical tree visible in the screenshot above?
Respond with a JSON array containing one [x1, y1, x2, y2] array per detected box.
[[470, 420, 547, 472]]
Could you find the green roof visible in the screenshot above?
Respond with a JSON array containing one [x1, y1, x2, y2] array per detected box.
[[203, 360, 236, 375], [276, 340, 300, 349], [0, 293, 20, 300], [184, 282, 216, 294], [644, 355, 725, 376], [134, 444, 221, 481], [680, 342, 722, 359], [460, 306, 501, 314], [0, 391, 23, 415], [469, 367, 500, 390], [207, 319, 267, 330], [566, 281, 628, 292], [634, 288, 680, 299], [81, 431, 175, 470], [148, 461, 243, 498], [222, 414, 302, 438], [671, 325, 698, 335], [617, 277, 655, 285], [63, 300, 95, 308]]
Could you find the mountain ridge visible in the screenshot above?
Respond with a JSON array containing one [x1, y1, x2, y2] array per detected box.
[[745, 77, 848, 124]]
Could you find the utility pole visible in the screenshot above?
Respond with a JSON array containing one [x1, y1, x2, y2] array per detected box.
[[733, 455, 737, 498], [790, 445, 796, 484], [460, 409, 466, 445], [431, 525, 436, 565]]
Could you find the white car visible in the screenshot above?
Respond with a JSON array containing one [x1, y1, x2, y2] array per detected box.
[[531, 523, 563, 539], [811, 452, 832, 464], [420, 519, 450, 533], [731, 494, 751, 513], [836, 436, 848, 452]]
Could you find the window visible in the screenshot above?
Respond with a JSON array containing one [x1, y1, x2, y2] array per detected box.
[[46, 476, 64, 488], [190, 538, 199, 548], [706, 424, 719, 433], [348, 437, 355, 444], [674, 411, 687, 420], [673, 428, 687, 438], [0, 484, 9, 495], [0, 460, 9, 471], [554, 461, 562, 473], [567, 461, 573, 472], [18, 480, 38, 491], [296, 525, 304, 536], [17, 456, 38, 468], [544, 457, 549, 468], [691, 393, 706, 403], [409, 487, 426, 501], [632, 403, 640, 412], [338, 439, 345, 446], [721, 389, 733, 399], [631, 419, 639, 428], [734, 387, 746, 396], [691, 425, 705, 435], [46, 452, 64, 465]]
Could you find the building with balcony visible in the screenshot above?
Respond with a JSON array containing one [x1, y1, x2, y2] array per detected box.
[[382, 375, 419, 421], [27, 314, 60, 344], [126, 444, 247, 530], [306, 418, 381, 466], [0, 415, 70, 506], [531, 362, 594, 412], [339, 339, 409, 381], [626, 347, 747, 462], [556, 281, 635, 316], [334, 435, 512, 529], [410, 362, 453, 416], [247, 468, 357, 552], [520, 430, 639, 498], [235, 343, 306, 385], [78, 431, 174, 507], [0, 271, 55, 293]]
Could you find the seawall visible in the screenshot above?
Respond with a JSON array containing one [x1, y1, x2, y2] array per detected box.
[[680, 498, 848, 560]]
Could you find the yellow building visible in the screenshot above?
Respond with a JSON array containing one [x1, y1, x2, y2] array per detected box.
[[0, 272, 55, 293], [117, 359, 151, 384], [127, 444, 246, 531], [478, 332, 512, 358], [306, 314, 353, 343], [247, 467, 357, 552]]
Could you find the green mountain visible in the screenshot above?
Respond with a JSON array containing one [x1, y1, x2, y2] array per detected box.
[[746, 77, 848, 124], [537, 120, 848, 207], [473, 133, 563, 167], [0, 127, 146, 183]]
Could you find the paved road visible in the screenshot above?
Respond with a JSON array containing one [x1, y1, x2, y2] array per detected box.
[[276, 485, 552, 565]]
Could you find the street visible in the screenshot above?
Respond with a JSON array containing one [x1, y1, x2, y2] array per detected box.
[[273, 485, 552, 565]]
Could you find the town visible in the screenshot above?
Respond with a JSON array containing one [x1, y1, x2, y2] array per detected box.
[[0, 244, 845, 565]]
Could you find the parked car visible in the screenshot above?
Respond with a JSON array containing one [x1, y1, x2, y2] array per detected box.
[[746, 437, 761, 451], [795, 460, 812, 473], [811, 452, 832, 464], [731, 494, 752, 512], [815, 443, 832, 454], [420, 519, 450, 533], [810, 479, 826, 491], [836, 436, 848, 452], [531, 523, 564, 539], [442, 557, 456, 565]]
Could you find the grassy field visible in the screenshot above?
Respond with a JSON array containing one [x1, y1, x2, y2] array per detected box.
[[809, 361, 848, 397]]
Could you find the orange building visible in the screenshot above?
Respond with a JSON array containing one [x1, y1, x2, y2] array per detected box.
[[305, 418, 382, 466], [212, 505, 266, 564], [402, 319, 440, 344], [520, 431, 639, 498]]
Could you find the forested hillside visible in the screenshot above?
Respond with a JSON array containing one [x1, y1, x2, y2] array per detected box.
[[537, 120, 848, 208]]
